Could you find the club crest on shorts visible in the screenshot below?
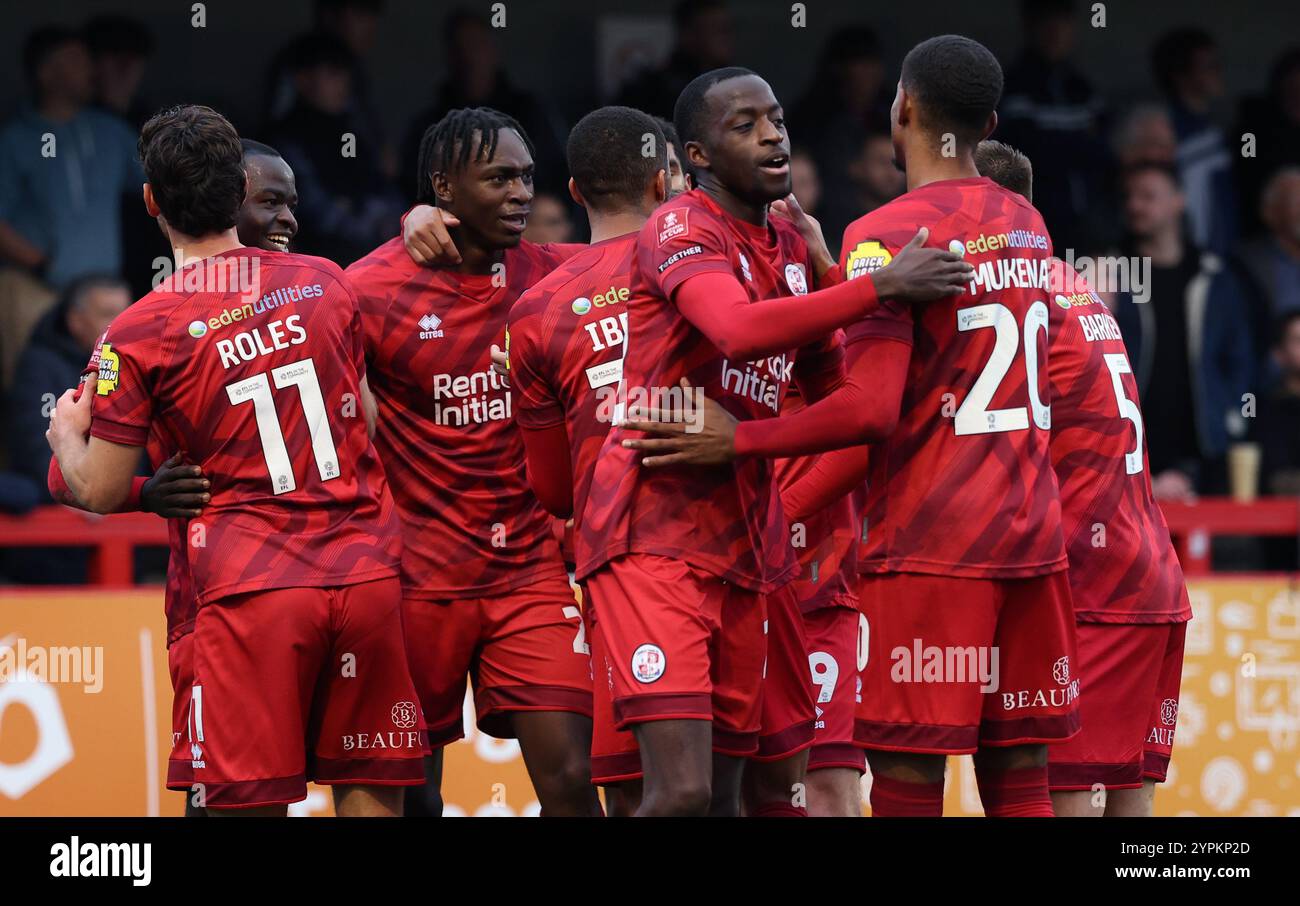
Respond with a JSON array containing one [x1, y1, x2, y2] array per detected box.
[[1160, 698, 1178, 726], [784, 262, 808, 295], [1051, 655, 1070, 686], [391, 700, 418, 728], [631, 643, 666, 684]]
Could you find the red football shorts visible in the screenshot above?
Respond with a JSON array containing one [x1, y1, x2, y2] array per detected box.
[[803, 603, 868, 773], [584, 554, 766, 756], [187, 577, 425, 808], [854, 571, 1080, 754], [402, 572, 593, 746], [753, 583, 816, 761], [1049, 620, 1187, 790], [165, 631, 196, 793], [588, 592, 643, 785]]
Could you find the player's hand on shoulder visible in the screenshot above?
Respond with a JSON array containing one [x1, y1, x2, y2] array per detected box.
[[620, 378, 738, 467], [403, 205, 462, 267], [141, 453, 210, 519], [490, 343, 509, 386], [772, 194, 835, 282], [873, 227, 973, 304]]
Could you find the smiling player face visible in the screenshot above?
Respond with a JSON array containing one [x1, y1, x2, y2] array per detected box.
[[695, 74, 791, 204], [237, 154, 298, 252], [437, 128, 536, 250]]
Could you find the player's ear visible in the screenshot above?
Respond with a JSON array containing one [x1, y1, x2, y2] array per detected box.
[[568, 176, 584, 207], [654, 168, 667, 203], [143, 183, 161, 218], [432, 171, 454, 207], [982, 111, 998, 142], [685, 140, 709, 173]]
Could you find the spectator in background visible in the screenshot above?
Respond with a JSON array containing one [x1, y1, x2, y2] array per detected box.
[[1235, 47, 1300, 237], [0, 27, 142, 389], [266, 0, 393, 179], [402, 8, 567, 198], [616, 0, 734, 121], [1152, 27, 1238, 255], [821, 128, 904, 257], [998, 0, 1114, 251], [6, 275, 129, 496], [790, 26, 891, 249], [1231, 167, 1300, 374], [268, 32, 404, 266], [1253, 311, 1300, 496], [522, 193, 574, 245], [1112, 163, 1255, 500], [1114, 104, 1179, 168], [789, 148, 821, 216], [84, 14, 155, 128]]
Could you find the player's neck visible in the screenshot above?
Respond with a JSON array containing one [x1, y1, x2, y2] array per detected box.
[[588, 210, 647, 244], [904, 149, 980, 193], [168, 228, 243, 269], [451, 232, 505, 276], [698, 176, 767, 227]]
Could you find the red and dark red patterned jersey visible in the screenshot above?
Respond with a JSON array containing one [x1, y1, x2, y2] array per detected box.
[[89, 248, 401, 606], [507, 233, 635, 537], [772, 377, 861, 613], [575, 189, 822, 592], [841, 176, 1067, 579], [347, 238, 582, 599], [1046, 258, 1191, 623]]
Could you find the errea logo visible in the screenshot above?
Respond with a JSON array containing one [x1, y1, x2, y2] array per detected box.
[[418, 313, 444, 340]]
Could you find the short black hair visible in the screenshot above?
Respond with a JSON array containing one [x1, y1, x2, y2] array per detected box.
[[1152, 27, 1217, 96], [22, 26, 83, 89], [674, 65, 759, 147], [568, 107, 666, 213], [975, 140, 1034, 201], [900, 35, 1003, 148], [240, 139, 283, 160], [655, 116, 682, 154], [83, 15, 154, 59], [139, 105, 246, 238], [414, 107, 535, 204]]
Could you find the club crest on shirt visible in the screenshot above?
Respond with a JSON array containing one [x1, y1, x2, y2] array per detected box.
[[784, 262, 808, 295], [96, 343, 120, 396], [657, 209, 688, 245], [845, 240, 892, 280]]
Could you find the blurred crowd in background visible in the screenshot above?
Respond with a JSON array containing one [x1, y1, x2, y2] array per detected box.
[[1, 0, 1298, 579]]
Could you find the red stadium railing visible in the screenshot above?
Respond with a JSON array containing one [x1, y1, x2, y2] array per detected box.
[[0, 499, 1296, 585]]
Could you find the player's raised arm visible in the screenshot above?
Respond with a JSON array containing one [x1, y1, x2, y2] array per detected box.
[[669, 227, 969, 362]]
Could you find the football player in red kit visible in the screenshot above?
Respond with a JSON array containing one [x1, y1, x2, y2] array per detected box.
[[506, 107, 670, 816], [577, 67, 971, 816], [46, 105, 421, 816], [347, 108, 600, 817], [623, 38, 1078, 818], [973, 140, 1190, 817]]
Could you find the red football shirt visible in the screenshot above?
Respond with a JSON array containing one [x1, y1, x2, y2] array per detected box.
[[841, 176, 1067, 578], [507, 234, 635, 536], [347, 238, 581, 599], [772, 377, 861, 612], [89, 248, 402, 606], [1046, 259, 1191, 623], [575, 189, 824, 592]]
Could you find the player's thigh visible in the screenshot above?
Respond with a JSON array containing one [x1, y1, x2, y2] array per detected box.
[[474, 573, 593, 739], [855, 573, 998, 755], [585, 555, 715, 728], [1141, 621, 1187, 786], [190, 586, 329, 809], [311, 577, 425, 786], [805, 604, 867, 776], [401, 593, 481, 746], [980, 571, 1080, 748], [1047, 621, 1163, 792], [751, 584, 815, 762]]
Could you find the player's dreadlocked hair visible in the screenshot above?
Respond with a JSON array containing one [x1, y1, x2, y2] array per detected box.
[[414, 107, 535, 205], [900, 35, 1003, 149], [974, 140, 1034, 201], [673, 66, 759, 149]]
